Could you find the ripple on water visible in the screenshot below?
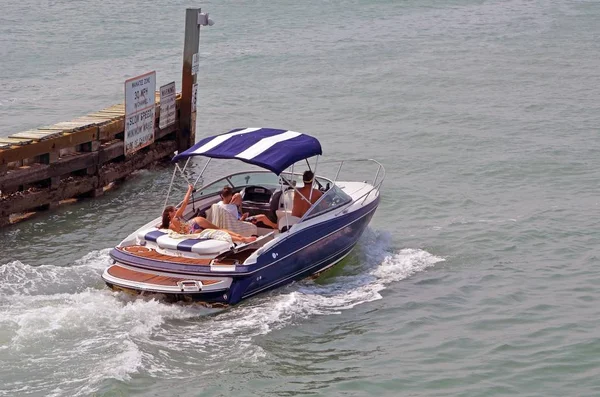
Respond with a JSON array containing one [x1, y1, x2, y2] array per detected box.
[[0, 229, 445, 396]]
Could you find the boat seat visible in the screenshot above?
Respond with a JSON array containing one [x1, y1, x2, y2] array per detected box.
[[206, 203, 257, 237], [266, 189, 294, 223], [137, 228, 231, 254], [276, 210, 301, 232]]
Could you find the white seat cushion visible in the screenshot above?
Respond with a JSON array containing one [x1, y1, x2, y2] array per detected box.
[[137, 228, 231, 254]]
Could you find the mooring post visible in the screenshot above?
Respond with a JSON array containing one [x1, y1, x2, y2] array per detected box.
[[179, 9, 213, 154]]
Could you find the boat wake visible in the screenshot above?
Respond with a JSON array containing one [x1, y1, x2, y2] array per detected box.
[[0, 229, 444, 396]]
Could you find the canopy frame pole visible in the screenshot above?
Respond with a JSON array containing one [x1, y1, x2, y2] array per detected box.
[[334, 160, 344, 183], [281, 171, 289, 233], [287, 162, 296, 231], [175, 163, 193, 186], [193, 158, 212, 187], [280, 175, 311, 205], [180, 157, 191, 173], [309, 156, 319, 201], [163, 167, 179, 211]]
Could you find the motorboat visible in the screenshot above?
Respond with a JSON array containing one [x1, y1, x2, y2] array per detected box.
[[102, 128, 385, 305]]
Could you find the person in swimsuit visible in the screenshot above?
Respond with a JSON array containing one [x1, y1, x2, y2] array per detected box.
[[292, 171, 323, 218], [161, 185, 256, 244]]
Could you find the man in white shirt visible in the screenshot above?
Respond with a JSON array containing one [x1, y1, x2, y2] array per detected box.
[[218, 186, 249, 221]]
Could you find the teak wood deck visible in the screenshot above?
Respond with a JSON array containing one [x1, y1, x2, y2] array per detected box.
[[107, 265, 221, 286], [119, 245, 212, 265], [118, 245, 255, 267]]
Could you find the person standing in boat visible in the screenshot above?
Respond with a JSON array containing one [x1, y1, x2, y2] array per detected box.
[[291, 171, 323, 218], [161, 185, 256, 244]]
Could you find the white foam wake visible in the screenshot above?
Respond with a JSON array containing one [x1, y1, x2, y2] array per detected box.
[[142, 229, 445, 371], [0, 249, 111, 296], [235, 228, 445, 320], [0, 229, 445, 396]]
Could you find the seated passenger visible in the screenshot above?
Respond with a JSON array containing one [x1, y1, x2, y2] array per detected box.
[[162, 185, 256, 244], [218, 186, 249, 221], [291, 171, 323, 218]]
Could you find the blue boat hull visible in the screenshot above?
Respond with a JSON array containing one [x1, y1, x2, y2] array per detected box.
[[228, 197, 379, 304], [106, 197, 379, 305]]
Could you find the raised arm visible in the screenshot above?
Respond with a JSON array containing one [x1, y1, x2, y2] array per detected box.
[[175, 185, 194, 218]]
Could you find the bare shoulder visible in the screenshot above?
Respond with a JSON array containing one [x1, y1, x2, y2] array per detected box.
[[312, 188, 323, 201]]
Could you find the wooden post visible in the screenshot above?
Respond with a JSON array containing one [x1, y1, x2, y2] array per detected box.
[[179, 8, 212, 154], [47, 152, 60, 189], [179, 8, 201, 154], [81, 141, 101, 175]]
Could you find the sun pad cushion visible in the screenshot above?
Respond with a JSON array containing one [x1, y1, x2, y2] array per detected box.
[[137, 228, 231, 254]]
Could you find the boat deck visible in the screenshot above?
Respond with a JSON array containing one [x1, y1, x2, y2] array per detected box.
[[106, 265, 222, 286], [118, 245, 212, 265], [116, 245, 257, 266]]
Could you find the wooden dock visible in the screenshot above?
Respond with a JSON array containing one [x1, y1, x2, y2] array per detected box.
[[0, 92, 183, 227]]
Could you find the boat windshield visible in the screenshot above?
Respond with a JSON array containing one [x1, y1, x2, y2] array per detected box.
[[196, 171, 330, 197], [304, 184, 352, 220]]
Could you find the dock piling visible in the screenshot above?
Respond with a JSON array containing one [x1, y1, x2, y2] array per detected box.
[[0, 7, 213, 227]]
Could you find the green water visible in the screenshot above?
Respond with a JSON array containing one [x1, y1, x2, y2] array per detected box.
[[1, 0, 600, 395]]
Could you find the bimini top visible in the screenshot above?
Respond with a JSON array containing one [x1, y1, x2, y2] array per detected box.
[[172, 127, 322, 175]]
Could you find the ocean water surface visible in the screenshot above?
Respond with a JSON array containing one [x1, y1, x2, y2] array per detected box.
[[1, 0, 600, 395]]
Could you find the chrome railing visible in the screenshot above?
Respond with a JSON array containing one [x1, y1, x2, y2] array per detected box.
[[322, 158, 386, 187]]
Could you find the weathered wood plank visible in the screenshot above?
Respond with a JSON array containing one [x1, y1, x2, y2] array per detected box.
[[0, 137, 34, 145], [0, 177, 99, 215], [98, 141, 124, 164], [98, 119, 125, 141], [37, 125, 69, 131], [0, 152, 99, 191], [1, 95, 184, 226], [101, 108, 125, 115], [98, 140, 176, 186], [10, 132, 58, 140], [50, 119, 104, 130], [0, 126, 99, 165]]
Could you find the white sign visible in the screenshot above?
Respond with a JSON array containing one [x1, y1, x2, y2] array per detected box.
[[124, 71, 156, 155], [192, 53, 199, 75], [191, 83, 198, 113], [159, 81, 176, 129]]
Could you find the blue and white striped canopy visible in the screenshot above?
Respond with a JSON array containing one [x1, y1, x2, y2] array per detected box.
[[172, 128, 323, 175]]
